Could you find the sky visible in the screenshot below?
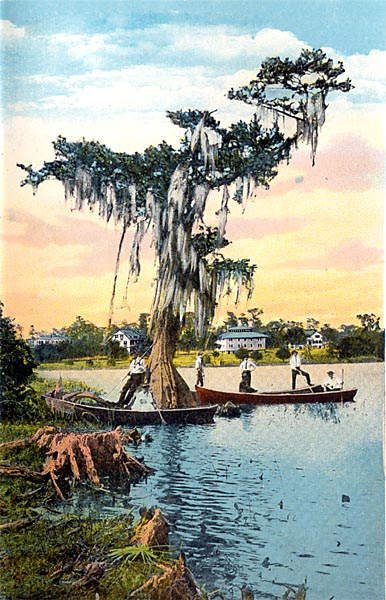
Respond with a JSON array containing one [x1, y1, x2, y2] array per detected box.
[[1, 0, 385, 335]]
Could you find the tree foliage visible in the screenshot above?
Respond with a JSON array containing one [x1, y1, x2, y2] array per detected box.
[[64, 316, 105, 357], [0, 303, 39, 420]]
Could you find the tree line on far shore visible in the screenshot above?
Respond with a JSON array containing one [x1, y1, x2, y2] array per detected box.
[[24, 308, 385, 364], [0, 303, 384, 421]]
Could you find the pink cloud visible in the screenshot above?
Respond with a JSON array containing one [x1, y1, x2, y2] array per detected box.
[[226, 215, 309, 240], [266, 134, 384, 196], [3, 208, 131, 277], [282, 238, 383, 271]]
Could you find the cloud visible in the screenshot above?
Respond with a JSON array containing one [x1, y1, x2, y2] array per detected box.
[[3, 207, 124, 276], [281, 238, 383, 272], [47, 25, 305, 68], [258, 131, 384, 197], [1, 19, 25, 42], [6, 22, 385, 121], [226, 215, 310, 240]]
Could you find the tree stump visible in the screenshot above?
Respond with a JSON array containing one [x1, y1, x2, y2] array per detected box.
[[128, 553, 202, 600], [0, 426, 153, 500], [132, 507, 169, 547]]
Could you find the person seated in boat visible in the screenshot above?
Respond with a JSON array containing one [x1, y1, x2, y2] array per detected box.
[[323, 370, 343, 391], [240, 353, 258, 388], [289, 350, 312, 390], [239, 371, 257, 393], [117, 350, 147, 406]]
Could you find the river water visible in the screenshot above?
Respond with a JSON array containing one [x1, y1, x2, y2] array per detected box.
[[40, 362, 384, 600]]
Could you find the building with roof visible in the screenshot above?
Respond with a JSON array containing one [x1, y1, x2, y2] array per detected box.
[[288, 329, 326, 349], [110, 327, 143, 353], [305, 329, 325, 348], [27, 333, 69, 347], [216, 326, 269, 353]]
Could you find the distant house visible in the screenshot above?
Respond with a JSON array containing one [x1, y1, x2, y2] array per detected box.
[[288, 329, 325, 349], [110, 328, 143, 353], [216, 326, 269, 353], [27, 334, 69, 347], [305, 329, 325, 348]]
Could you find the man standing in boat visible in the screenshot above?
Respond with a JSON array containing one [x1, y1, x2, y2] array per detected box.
[[240, 353, 258, 388], [195, 350, 205, 387], [289, 350, 312, 390], [118, 350, 147, 406]]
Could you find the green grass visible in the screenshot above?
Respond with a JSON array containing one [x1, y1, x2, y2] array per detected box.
[[36, 347, 346, 371]]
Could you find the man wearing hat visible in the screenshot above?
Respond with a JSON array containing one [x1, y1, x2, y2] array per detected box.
[[195, 350, 205, 387], [289, 350, 312, 390], [118, 350, 147, 405], [324, 370, 343, 390]]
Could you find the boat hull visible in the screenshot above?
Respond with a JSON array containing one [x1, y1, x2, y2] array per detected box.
[[44, 395, 217, 426], [195, 385, 357, 405]]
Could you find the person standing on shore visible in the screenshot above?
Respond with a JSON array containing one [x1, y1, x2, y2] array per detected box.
[[195, 350, 205, 387], [240, 353, 258, 388], [289, 350, 312, 390]]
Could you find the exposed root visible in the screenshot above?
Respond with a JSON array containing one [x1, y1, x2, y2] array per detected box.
[[1, 426, 153, 500]]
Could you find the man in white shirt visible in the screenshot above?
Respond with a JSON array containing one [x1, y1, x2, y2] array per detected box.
[[324, 370, 343, 390], [240, 354, 258, 388], [195, 351, 205, 387], [118, 350, 147, 405], [289, 350, 312, 390]]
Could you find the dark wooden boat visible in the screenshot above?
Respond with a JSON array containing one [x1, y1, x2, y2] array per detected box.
[[195, 385, 357, 406], [44, 392, 217, 426]]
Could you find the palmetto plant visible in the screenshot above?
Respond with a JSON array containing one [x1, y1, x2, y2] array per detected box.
[[108, 543, 170, 565]]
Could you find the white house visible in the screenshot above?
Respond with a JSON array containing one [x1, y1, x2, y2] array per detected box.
[[110, 328, 143, 353], [216, 326, 269, 353], [305, 329, 325, 348], [288, 329, 326, 349], [27, 334, 68, 347]]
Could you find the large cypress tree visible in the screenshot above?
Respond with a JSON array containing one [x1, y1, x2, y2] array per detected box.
[[19, 49, 352, 408]]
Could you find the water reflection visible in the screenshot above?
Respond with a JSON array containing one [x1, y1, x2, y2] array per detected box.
[[292, 402, 342, 423]]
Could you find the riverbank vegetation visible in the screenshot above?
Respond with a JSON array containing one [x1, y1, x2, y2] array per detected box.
[[26, 310, 384, 368], [37, 344, 383, 373]]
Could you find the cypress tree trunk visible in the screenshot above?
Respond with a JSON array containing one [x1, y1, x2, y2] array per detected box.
[[147, 307, 196, 408]]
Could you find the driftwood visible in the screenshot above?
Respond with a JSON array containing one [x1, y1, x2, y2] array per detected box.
[[0, 516, 40, 532], [0, 462, 46, 483], [0, 426, 153, 501]]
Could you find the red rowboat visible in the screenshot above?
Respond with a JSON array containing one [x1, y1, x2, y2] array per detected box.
[[195, 385, 357, 406]]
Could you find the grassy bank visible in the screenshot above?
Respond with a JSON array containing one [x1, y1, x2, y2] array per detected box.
[[36, 347, 382, 371]]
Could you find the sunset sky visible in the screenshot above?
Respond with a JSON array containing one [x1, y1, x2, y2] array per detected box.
[[1, 0, 384, 335]]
